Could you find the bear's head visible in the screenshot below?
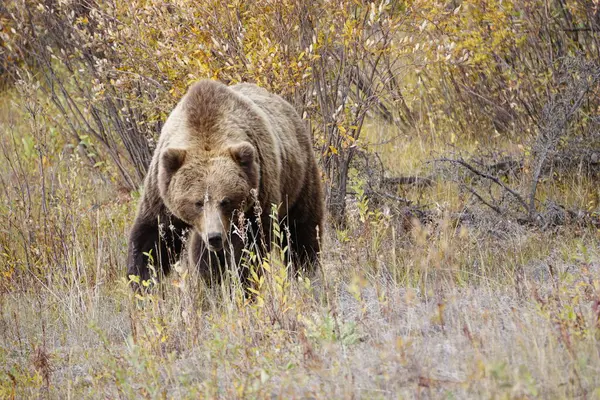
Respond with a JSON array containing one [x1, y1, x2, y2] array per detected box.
[[158, 142, 260, 252]]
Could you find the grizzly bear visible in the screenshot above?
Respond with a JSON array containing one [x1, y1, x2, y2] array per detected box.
[[127, 80, 324, 286]]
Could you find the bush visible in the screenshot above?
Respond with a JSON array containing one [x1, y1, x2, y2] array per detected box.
[[2, 0, 599, 222]]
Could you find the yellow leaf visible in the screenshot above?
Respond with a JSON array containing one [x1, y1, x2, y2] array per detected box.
[[262, 261, 271, 273]]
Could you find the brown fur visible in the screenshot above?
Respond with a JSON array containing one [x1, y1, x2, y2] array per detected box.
[[127, 80, 324, 287]]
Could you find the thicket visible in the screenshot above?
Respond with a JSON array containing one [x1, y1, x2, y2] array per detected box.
[[0, 0, 599, 279]]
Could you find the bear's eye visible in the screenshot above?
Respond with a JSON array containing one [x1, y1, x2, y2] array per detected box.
[[219, 198, 231, 208], [195, 200, 204, 210]]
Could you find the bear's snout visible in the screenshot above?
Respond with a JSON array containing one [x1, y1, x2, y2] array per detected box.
[[207, 231, 223, 251], [201, 203, 228, 252]]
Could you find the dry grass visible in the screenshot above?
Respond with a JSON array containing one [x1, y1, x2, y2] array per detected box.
[[1, 90, 600, 399]]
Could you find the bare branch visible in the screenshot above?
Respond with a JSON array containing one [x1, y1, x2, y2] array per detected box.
[[437, 157, 529, 212]]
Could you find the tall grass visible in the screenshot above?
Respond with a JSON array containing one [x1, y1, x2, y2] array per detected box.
[[1, 85, 599, 398]]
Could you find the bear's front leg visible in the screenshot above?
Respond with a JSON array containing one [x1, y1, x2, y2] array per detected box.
[[127, 203, 189, 289]]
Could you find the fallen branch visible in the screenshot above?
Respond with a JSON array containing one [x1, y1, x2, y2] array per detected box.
[[437, 157, 529, 213], [381, 175, 434, 189]]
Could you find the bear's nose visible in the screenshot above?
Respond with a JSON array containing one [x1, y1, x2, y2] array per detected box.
[[207, 232, 223, 250]]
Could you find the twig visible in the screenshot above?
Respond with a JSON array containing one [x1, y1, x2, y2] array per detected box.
[[437, 157, 529, 212], [462, 185, 503, 215]]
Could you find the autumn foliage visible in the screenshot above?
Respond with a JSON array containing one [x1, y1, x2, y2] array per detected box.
[[1, 1, 600, 398], [2, 0, 597, 223]]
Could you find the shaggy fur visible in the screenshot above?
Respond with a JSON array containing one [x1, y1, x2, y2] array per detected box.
[[127, 80, 324, 286]]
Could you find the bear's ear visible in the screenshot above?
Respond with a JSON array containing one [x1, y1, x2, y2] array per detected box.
[[229, 142, 255, 169], [162, 148, 187, 176]]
